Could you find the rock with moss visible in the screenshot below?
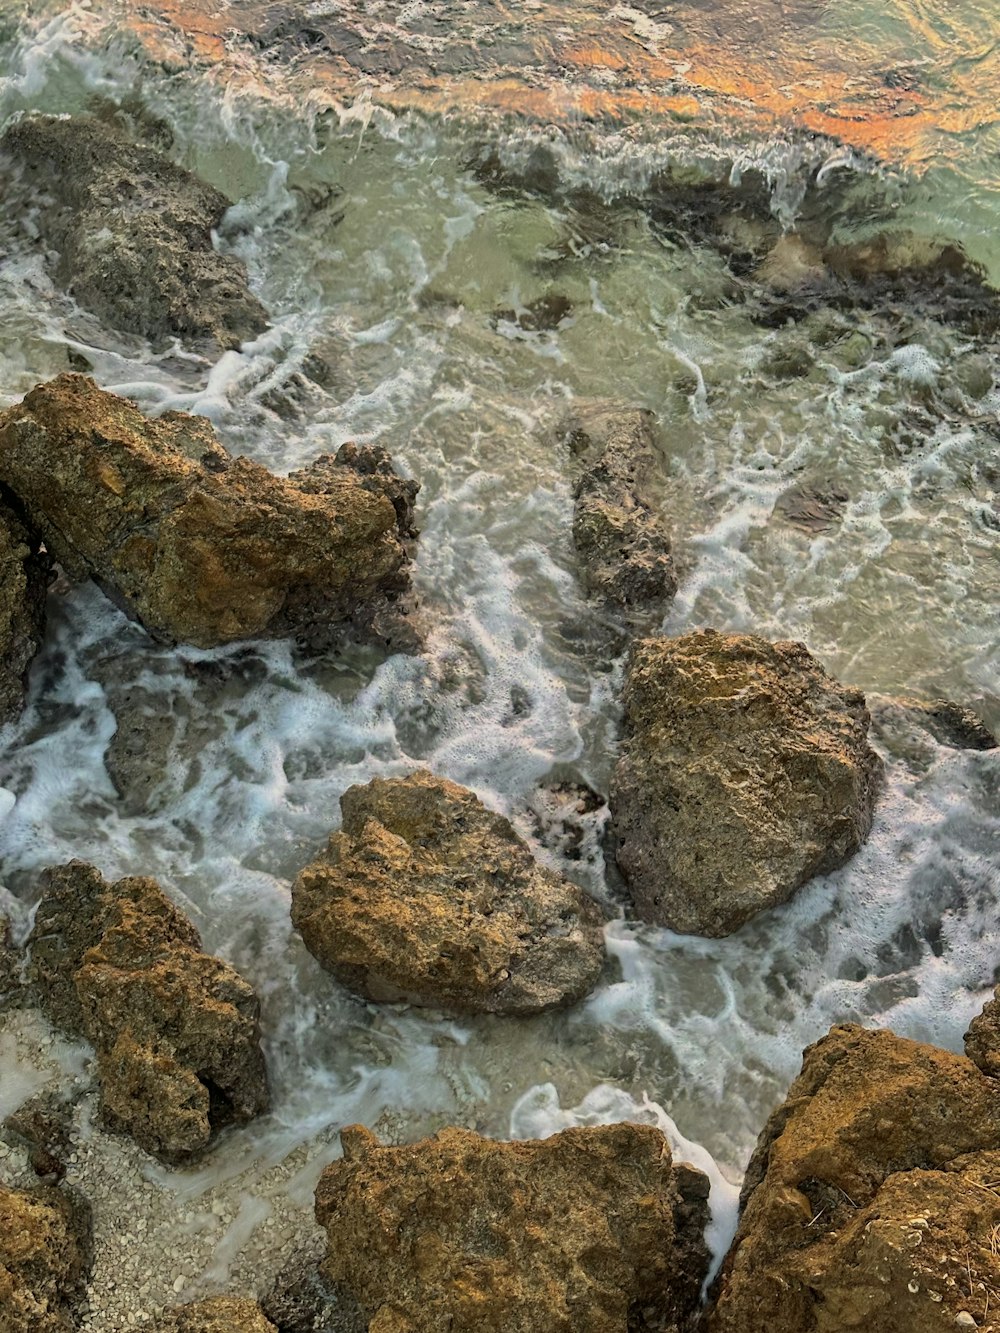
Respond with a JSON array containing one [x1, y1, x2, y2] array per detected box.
[[610, 629, 882, 936], [0, 498, 49, 724], [151, 1296, 277, 1333], [0, 1184, 91, 1333], [28, 861, 269, 1162], [291, 769, 606, 1014]]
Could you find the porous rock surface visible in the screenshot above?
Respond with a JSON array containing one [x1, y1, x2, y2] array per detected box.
[[0, 374, 417, 650], [610, 629, 882, 936], [290, 769, 606, 1014], [151, 1296, 277, 1333], [315, 1121, 711, 1333], [0, 1183, 91, 1333], [1, 113, 268, 352], [27, 860, 268, 1162], [0, 498, 49, 724], [964, 985, 1000, 1079], [707, 1023, 1000, 1332]]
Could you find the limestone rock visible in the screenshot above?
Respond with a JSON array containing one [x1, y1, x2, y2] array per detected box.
[[0, 375, 417, 650], [0, 498, 49, 725], [290, 769, 606, 1014], [964, 985, 1000, 1078], [261, 1251, 367, 1333], [151, 1296, 277, 1333], [2, 114, 268, 353], [315, 1122, 710, 1333], [0, 1184, 91, 1333], [707, 1023, 1000, 1333], [28, 861, 269, 1162], [610, 630, 882, 936]]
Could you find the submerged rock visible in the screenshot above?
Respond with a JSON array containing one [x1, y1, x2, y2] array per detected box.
[[315, 1122, 710, 1333], [0, 375, 417, 650], [2, 113, 268, 353], [28, 861, 269, 1162], [0, 1183, 91, 1333], [291, 769, 606, 1013], [0, 498, 50, 725], [870, 694, 997, 752], [707, 1023, 1000, 1332], [610, 630, 882, 936], [152, 1296, 277, 1333]]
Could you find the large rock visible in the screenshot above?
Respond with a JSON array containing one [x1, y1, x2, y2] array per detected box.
[[151, 1296, 277, 1333], [0, 498, 49, 724], [0, 1184, 91, 1333], [2, 114, 268, 353], [315, 1122, 711, 1333], [290, 769, 606, 1014], [0, 375, 417, 650], [707, 1023, 1000, 1333], [610, 630, 882, 936], [28, 861, 269, 1162]]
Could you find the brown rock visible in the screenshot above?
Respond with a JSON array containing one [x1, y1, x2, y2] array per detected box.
[[28, 861, 268, 1162], [870, 694, 998, 752], [0, 914, 20, 1007], [964, 985, 1000, 1078], [315, 1122, 710, 1333], [0, 375, 416, 650], [0, 1184, 91, 1333], [610, 630, 882, 936], [151, 1296, 277, 1333], [2, 114, 268, 353], [707, 1024, 1000, 1333], [290, 769, 606, 1014], [0, 498, 49, 724]]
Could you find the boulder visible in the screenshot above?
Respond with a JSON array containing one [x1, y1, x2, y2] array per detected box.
[[0, 375, 417, 650], [315, 1121, 711, 1333], [610, 630, 882, 936], [707, 1023, 1000, 1333], [290, 769, 606, 1014], [0, 1184, 91, 1333], [0, 498, 49, 725], [28, 861, 269, 1162], [151, 1296, 277, 1333], [2, 113, 268, 352]]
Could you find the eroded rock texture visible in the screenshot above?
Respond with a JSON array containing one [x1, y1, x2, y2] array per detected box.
[[2, 113, 268, 352], [315, 1122, 710, 1333], [0, 1184, 91, 1333], [0, 375, 417, 650], [0, 498, 49, 724], [291, 770, 606, 1013], [610, 629, 882, 936], [707, 1023, 1000, 1333], [28, 861, 268, 1162], [151, 1296, 277, 1333]]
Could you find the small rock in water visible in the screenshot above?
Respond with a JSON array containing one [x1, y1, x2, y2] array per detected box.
[[0, 498, 50, 726], [869, 695, 998, 752]]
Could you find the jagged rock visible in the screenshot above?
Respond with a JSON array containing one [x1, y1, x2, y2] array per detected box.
[[0, 375, 417, 650], [261, 1250, 367, 1333], [0, 1184, 91, 1333], [151, 1296, 278, 1333], [28, 861, 268, 1162], [291, 770, 606, 1014], [0, 914, 21, 1007], [565, 406, 677, 613], [707, 1023, 1000, 1333], [2, 113, 268, 352], [964, 985, 1000, 1078], [315, 1122, 711, 1333], [870, 694, 997, 751], [0, 498, 49, 724], [610, 630, 882, 936], [3, 1091, 74, 1182]]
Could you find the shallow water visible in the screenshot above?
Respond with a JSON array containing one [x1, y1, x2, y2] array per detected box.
[[0, 1, 998, 1321]]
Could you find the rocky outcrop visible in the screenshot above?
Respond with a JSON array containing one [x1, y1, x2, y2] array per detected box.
[[315, 1122, 710, 1333], [152, 1296, 277, 1333], [28, 861, 269, 1162], [610, 630, 881, 936], [291, 770, 606, 1013], [0, 375, 417, 650], [0, 498, 49, 725], [707, 1023, 1000, 1333], [564, 406, 676, 614], [2, 114, 268, 353], [0, 1184, 91, 1333]]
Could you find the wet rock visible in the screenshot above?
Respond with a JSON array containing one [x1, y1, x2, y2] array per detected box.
[[707, 1023, 1000, 1333], [3, 1091, 74, 1183], [315, 1121, 710, 1333], [964, 986, 1000, 1078], [772, 483, 849, 533], [261, 1251, 366, 1333], [610, 630, 882, 936], [2, 114, 268, 353], [28, 861, 269, 1162], [290, 769, 606, 1014], [0, 375, 417, 651], [0, 914, 21, 1007], [0, 498, 50, 725], [526, 777, 607, 865], [493, 292, 574, 332], [152, 1297, 278, 1333], [869, 695, 997, 751], [0, 1183, 91, 1333], [564, 406, 677, 614]]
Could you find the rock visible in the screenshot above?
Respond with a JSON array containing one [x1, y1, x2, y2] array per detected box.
[[964, 985, 1000, 1078], [315, 1121, 710, 1333], [28, 861, 269, 1162], [869, 695, 997, 751], [564, 406, 677, 614], [3, 1091, 74, 1182], [0, 914, 21, 1007], [0, 497, 50, 725], [290, 770, 606, 1014], [773, 483, 849, 534], [0, 1183, 91, 1333], [2, 114, 268, 353], [0, 375, 417, 651], [151, 1296, 278, 1333], [707, 1023, 1000, 1333], [261, 1251, 367, 1333], [610, 630, 882, 936]]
